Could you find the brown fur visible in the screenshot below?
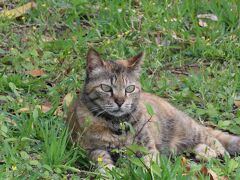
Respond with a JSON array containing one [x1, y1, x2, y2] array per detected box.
[[66, 49, 240, 168]]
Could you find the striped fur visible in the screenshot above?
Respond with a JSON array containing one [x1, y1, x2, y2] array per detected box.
[[66, 49, 240, 168]]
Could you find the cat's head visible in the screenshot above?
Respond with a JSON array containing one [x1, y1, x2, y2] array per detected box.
[[83, 48, 144, 118]]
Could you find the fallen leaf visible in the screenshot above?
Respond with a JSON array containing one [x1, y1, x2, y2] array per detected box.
[[36, 103, 52, 113], [200, 166, 208, 175], [17, 107, 30, 113], [197, 14, 218, 21], [234, 100, 240, 108], [17, 103, 51, 113], [181, 157, 191, 175], [198, 19, 208, 27], [40, 105, 51, 113], [63, 93, 74, 108], [0, 2, 37, 19], [200, 166, 218, 180], [207, 169, 218, 180], [28, 69, 45, 77]]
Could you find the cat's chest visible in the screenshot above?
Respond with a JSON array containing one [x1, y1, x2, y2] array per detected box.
[[88, 126, 134, 149], [76, 107, 148, 149]]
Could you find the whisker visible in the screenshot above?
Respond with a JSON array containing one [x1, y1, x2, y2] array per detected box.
[[89, 107, 101, 112], [95, 110, 105, 117]]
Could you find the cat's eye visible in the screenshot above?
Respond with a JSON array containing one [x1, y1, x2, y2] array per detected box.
[[125, 85, 135, 93], [100, 84, 112, 92]]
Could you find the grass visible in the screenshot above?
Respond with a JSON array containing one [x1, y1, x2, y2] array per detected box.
[[0, 0, 240, 179]]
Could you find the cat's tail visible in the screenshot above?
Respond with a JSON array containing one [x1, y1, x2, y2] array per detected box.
[[206, 127, 240, 155]]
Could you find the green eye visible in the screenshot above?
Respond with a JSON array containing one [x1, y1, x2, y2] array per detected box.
[[101, 84, 112, 92], [125, 85, 135, 93]]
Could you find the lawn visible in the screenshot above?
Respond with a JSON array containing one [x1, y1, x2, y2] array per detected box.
[[0, 0, 240, 179]]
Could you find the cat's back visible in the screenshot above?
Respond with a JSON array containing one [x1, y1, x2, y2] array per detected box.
[[140, 92, 177, 118]]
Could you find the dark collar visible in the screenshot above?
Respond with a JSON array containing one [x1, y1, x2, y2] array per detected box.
[[110, 121, 131, 135]]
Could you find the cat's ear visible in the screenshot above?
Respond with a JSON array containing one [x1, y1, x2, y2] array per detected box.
[[127, 52, 144, 72], [86, 48, 104, 73]]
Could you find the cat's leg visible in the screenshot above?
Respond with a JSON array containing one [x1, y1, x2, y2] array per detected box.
[[143, 148, 159, 167], [172, 111, 227, 157], [135, 130, 159, 166], [89, 149, 115, 170], [204, 135, 228, 157], [141, 136, 160, 166]]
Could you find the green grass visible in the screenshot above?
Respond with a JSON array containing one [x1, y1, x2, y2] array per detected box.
[[0, 0, 240, 179]]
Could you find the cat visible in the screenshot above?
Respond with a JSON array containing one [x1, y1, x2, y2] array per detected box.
[[66, 48, 240, 169]]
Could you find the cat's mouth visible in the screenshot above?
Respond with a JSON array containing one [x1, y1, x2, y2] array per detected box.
[[112, 109, 123, 113], [107, 109, 126, 117]]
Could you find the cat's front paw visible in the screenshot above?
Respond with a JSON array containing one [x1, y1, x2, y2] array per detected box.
[[98, 164, 115, 174], [105, 163, 115, 170], [144, 151, 159, 167]]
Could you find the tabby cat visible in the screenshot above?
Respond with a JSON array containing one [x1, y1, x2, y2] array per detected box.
[[66, 48, 240, 169]]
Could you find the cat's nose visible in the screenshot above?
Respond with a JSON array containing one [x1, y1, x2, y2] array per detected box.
[[114, 97, 125, 107]]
